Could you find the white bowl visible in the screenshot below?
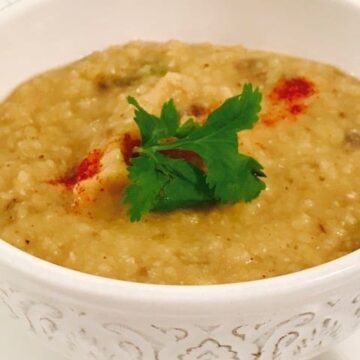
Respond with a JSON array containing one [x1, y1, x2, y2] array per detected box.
[[0, 1, 359, 359]]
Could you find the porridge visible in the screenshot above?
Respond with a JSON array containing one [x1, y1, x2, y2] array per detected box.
[[0, 41, 359, 284]]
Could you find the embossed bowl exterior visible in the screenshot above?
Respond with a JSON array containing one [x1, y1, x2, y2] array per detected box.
[[0, 0, 359, 359], [1, 242, 360, 360]]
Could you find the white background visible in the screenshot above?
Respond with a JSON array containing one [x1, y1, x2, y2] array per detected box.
[[0, 0, 359, 359]]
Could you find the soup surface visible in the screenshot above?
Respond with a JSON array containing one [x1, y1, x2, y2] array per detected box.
[[0, 41, 359, 284]]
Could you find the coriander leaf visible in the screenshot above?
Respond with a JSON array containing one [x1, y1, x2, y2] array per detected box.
[[127, 96, 158, 146], [214, 152, 265, 202], [175, 118, 201, 138], [191, 83, 262, 139], [127, 97, 179, 146], [160, 99, 178, 136], [122, 154, 168, 221], [151, 153, 214, 211], [124, 83, 266, 221], [157, 84, 265, 202], [122, 152, 214, 221], [170, 139, 265, 202]]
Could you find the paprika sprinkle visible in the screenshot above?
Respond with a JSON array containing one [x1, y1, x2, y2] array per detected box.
[[271, 77, 314, 102], [289, 103, 305, 115], [261, 77, 315, 126], [50, 149, 103, 188]]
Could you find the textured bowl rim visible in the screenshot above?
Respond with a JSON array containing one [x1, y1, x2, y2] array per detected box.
[[0, 0, 359, 310]]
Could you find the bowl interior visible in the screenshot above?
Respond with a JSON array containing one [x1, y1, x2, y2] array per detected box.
[[0, 0, 359, 100]]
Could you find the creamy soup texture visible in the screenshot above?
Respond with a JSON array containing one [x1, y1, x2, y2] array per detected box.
[[0, 41, 359, 284]]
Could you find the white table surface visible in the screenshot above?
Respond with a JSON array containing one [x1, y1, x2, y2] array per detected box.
[[0, 304, 359, 360]]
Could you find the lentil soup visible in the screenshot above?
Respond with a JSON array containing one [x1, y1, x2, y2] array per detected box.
[[0, 41, 359, 284]]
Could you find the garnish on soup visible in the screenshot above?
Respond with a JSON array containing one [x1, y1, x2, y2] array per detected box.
[[123, 84, 266, 221]]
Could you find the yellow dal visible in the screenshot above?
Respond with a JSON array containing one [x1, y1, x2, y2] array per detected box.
[[0, 41, 359, 284]]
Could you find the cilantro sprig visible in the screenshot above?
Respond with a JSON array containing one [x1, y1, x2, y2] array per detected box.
[[123, 84, 266, 221]]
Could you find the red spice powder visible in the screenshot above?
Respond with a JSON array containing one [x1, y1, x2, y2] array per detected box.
[[289, 103, 305, 115], [261, 117, 277, 126], [271, 77, 314, 102], [51, 149, 103, 188], [261, 77, 315, 126], [75, 149, 103, 182], [121, 133, 141, 165]]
